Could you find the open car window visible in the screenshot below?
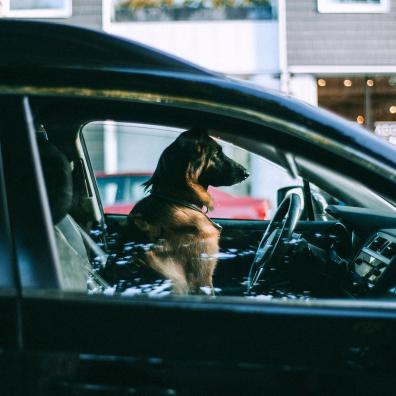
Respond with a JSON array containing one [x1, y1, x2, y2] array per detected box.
[[82, 121, 303, 220], [30, 95, 396, 303], [34, 117, 312, 298]]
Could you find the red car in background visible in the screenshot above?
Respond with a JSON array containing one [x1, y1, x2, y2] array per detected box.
[[96, 173, 269, 220]]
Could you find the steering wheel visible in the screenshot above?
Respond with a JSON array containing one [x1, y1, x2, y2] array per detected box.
[[247, 193, 302, 291]]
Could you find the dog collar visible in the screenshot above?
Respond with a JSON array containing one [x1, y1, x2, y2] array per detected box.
[[150, 192, 222, 231]]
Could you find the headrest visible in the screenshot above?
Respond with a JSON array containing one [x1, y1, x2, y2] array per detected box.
[[38, 140, 73, 224]]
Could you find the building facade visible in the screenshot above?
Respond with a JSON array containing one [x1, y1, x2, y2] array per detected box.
[[286, 0, 396, 142]]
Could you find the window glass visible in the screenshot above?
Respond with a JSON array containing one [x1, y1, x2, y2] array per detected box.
[[317, 0, 389, 13], [78, 121, 307, 297], [110, 0, 276, 23], [4, 0, 71, 17], [83, 121, 300, 219]]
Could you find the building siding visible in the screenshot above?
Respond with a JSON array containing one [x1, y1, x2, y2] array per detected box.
[[39, 0, 102, 30], [286, 0, 396, 66]]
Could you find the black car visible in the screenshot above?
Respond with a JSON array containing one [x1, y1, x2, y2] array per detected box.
[[2, 19, 396, 395]]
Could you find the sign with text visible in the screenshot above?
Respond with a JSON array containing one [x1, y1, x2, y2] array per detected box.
[[374, 122, 396, 138]]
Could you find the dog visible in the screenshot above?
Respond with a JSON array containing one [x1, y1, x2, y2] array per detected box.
[[126, 127, 249, 294]]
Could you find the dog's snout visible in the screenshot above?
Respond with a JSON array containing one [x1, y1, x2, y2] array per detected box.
[[237, 167, 249, 180]]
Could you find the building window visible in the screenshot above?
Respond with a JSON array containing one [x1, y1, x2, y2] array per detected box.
[[317, 0, 389, 13], [3, 0, 72, 18], [110, 0, 276, 23]]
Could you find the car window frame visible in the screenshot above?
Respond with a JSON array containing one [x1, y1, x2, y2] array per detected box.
[[0, 95, 62, 291], [2, 86, 395, 303], [79, 130, 108, 229], [0, 107, 17, 291]]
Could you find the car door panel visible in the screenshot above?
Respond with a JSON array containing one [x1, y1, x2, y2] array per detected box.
[[20, 293, 396, 395], [0, 99, 23, 396]]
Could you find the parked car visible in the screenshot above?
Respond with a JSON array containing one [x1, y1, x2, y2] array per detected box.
[[96, 172, 270, 219], [2, 19, 396, 395]]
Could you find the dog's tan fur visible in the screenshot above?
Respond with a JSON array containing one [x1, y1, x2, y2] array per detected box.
[[130, 204, 219, 294], [127, 128, 247, 294]]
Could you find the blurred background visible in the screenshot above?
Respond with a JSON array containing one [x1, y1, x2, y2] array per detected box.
[[4, 0, 395, 216]]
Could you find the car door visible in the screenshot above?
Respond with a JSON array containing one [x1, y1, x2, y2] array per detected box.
[[0, 100, 21, 396], [3, 95, 396, 395]]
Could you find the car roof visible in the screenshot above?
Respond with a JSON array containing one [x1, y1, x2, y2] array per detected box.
[[0, 19, 215, 75]]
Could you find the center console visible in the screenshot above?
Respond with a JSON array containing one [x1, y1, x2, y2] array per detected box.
[[353, 231, 396, 291]]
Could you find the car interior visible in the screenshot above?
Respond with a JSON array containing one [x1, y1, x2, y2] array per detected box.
[[31, 96, 396, 301]]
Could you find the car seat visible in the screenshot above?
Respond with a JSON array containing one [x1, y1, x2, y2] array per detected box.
[[38, 139, 108, 292]]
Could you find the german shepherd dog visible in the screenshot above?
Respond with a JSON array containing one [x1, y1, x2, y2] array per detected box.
[[127, 127, 249, 294]]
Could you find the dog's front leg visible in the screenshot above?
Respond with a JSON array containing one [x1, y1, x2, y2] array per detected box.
[[187, 249, 218, 295]]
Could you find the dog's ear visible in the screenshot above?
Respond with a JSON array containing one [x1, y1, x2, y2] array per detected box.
[[177, 127, 208, 145], [143, 131, 196, 192], [185, 127, 208, 141], [176, 127, 209, 157], [181, 128, 213, 209], [146, 128, 213, 208]]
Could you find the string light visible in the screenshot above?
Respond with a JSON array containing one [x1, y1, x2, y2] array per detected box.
[[344, 79, 352, 87], [367, 79, 374, 87], [390, 106, 396, 114], [356, 115, 365, 124], [318, 79, 327, 87]]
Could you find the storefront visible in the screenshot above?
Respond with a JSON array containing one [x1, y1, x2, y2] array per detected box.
[[317, 76, 396, 143]]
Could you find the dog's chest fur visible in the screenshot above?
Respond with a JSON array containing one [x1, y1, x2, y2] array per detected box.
[[127, 196, 220, 294]]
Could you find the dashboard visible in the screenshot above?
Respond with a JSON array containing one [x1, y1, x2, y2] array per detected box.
[[325, 205, 396, 296], [352, 231, 396, 294]]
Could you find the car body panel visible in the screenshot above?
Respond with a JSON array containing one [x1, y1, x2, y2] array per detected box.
[[17, 292, 396, 394], [19, 291, 396, 366], [0, 19, 215, 75]]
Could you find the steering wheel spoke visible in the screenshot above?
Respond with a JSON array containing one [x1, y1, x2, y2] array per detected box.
[[248, 194, 302, 291]]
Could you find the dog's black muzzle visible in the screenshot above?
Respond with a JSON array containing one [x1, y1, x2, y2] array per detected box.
[[228, 163, 250, 185], [199, 150, 250, 187]]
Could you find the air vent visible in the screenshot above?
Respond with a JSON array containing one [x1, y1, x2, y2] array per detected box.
[[382, 242, 396, 259], [369, 236, 388, 252]]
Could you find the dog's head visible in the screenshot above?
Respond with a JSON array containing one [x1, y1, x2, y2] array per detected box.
[[187, 129, 249, 187], [144, 127, 249, 206]]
